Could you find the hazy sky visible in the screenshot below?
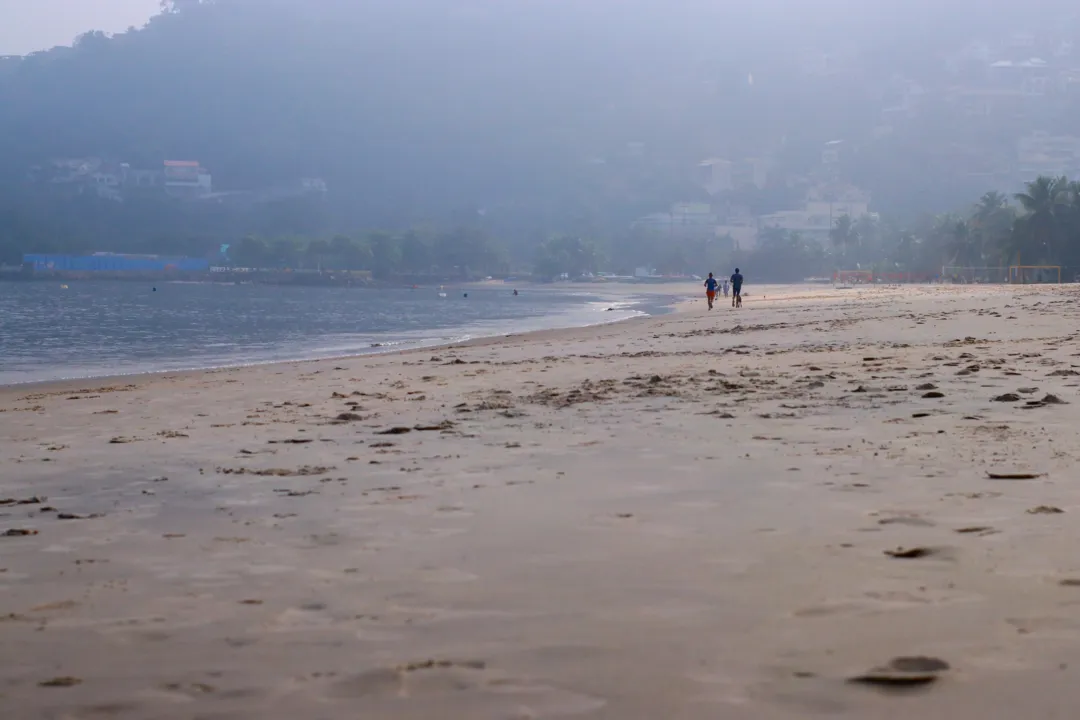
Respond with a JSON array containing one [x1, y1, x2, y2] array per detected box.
[[0, 0, 159, 55]]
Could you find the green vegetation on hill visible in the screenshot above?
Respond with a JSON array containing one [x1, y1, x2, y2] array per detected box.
[[1, 1, 1080, 280]]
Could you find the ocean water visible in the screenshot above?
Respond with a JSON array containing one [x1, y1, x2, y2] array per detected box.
[[0, 281, 669, 385]]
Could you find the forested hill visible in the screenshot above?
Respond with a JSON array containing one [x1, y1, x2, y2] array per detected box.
[[3, 0, 1062, 212], [0, 0, 730, 224], [1, 0, 1078, 271]]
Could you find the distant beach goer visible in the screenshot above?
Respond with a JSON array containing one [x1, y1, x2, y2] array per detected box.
[[730, 268, 743, 308], [722, 278, 729, 297], [513, 289, 518, 296], [704, 273, 718, 310]]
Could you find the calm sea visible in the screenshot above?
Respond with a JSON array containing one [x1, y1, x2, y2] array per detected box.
[[0, 281, 669, 385]]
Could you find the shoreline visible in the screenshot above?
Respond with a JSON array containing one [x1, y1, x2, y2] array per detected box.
[[0, 310, 663, 393], [6, 282, 1080, 718], [0, 281, 960, 393], [0, 283, 683, 389]]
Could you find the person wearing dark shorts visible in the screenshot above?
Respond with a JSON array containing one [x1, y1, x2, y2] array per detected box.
[[704, 273, 718, 310], [730, 268, 743, 308]]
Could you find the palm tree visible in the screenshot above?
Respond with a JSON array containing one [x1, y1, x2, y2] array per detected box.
[[968, 191, 1012, 266], [1013, 176, 1069, 264], [946, 218, 978, 268]]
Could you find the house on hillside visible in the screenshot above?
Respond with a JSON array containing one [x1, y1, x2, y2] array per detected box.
[[121, 164, 163, 190], [633, 202, 718, 240], [757, 186, 872, 248], [163, 160, 212, 198], [699, 158, 769, 195]]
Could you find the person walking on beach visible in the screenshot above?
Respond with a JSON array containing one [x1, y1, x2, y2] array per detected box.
[[722, 278, 729, 297], [730, 268, 744, 308], [704, 273, 718, 310]]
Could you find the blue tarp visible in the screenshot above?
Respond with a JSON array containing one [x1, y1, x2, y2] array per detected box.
[[23, 254, 210, 272]]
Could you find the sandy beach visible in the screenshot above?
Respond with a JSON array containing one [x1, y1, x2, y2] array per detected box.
[[5, 282, 1080, 719]]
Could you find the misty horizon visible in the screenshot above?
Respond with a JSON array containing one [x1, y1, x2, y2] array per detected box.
[[2, 0, 1080, 282]]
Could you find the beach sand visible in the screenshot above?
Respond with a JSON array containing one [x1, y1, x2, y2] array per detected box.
[[4, 283, 1080, 718]]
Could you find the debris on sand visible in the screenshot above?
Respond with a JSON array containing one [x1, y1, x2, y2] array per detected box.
[[992, 393, 1021, 402], [884, 546, 937, 559], [922, 391, 945, 399], [2, 528, 39, 537], [376, 427, 413, 436], [333, 412, 364, 423], [1028, 506, 1065, 515], [157, 430, 189, 439], [415, 421, 456, 432], [955, 526, 996, 535], [849, 656, 949, 689], [987, 472, 1042, 480], [0, 496, 46, 507], [916, 383, 938, 391], [38, 677, 82, 688], [217, 465, 335, 477]]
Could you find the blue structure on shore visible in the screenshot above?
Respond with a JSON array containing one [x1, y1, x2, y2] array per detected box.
[[23, 253, 210, 272]]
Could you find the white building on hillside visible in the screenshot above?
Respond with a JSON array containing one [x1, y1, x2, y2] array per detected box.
[[699, 157, 769, 195], [164, 160, 212, 198], [757, 187, 872, 247]]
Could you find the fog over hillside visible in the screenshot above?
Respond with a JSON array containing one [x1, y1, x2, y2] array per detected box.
[[2, 0, 1080, 279]]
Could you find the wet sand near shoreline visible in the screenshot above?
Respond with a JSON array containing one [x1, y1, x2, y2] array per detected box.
[[4, 284, 1080, 718]]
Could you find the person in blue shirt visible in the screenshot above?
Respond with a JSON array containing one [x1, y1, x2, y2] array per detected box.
[[730, 268, 744, 308], [704, 273, 718, 309]]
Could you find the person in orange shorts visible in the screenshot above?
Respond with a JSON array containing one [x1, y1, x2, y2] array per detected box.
[[704, 272, 718, 310]]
